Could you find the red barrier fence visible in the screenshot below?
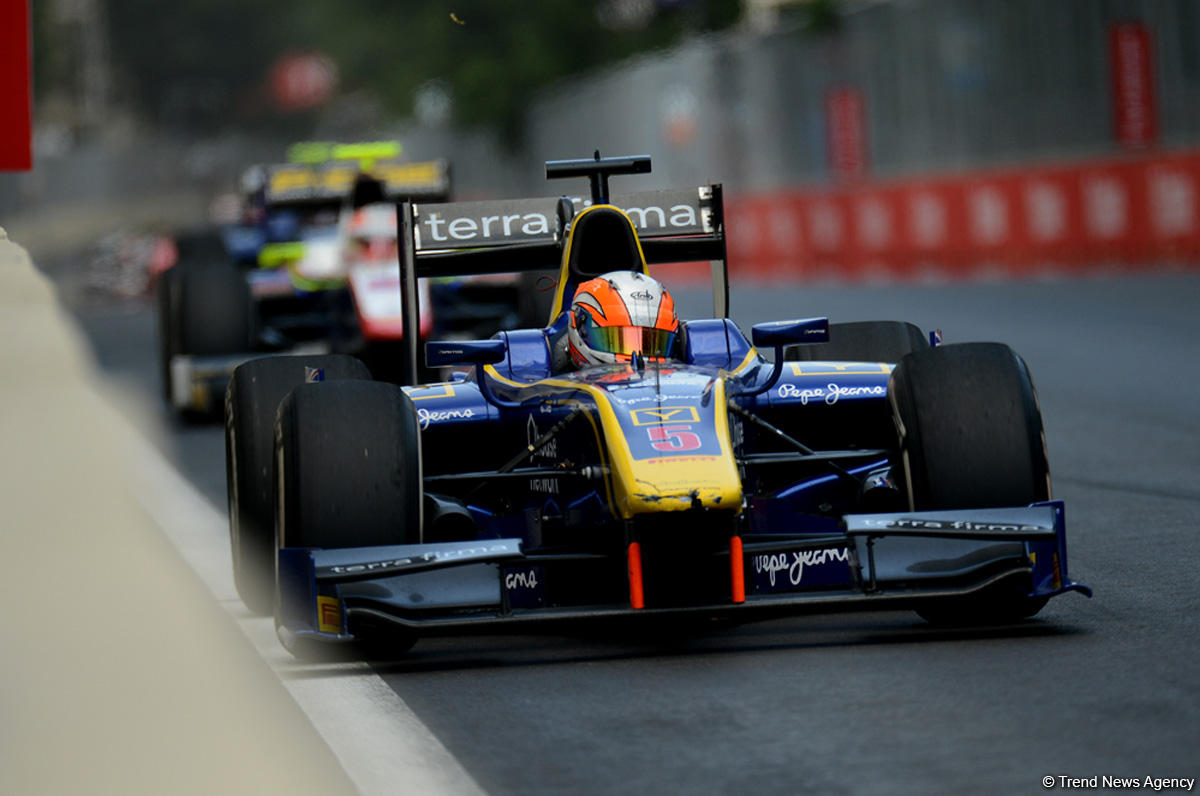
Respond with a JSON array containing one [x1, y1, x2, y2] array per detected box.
[[0, 0, 33, 171], [726, 149, 1200, 282]]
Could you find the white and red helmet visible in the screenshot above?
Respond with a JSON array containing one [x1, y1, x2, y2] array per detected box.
[[567, 271, 679, 367], [344, 203, 398, 262]]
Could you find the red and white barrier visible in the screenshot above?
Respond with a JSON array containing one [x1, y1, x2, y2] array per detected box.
[[726, 149, 1200, 282]]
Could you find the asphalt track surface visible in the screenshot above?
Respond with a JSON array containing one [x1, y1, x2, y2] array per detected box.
[[65, 271, 1199, 795]]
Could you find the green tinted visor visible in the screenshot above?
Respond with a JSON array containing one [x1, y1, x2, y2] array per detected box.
[[583, 323, 676, 358]]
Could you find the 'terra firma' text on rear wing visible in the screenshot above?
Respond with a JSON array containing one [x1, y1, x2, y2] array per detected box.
[[394, 153, 728, 384]]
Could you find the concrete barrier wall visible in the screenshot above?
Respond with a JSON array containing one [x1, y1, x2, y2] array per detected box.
[[0, 227, 357, 795]]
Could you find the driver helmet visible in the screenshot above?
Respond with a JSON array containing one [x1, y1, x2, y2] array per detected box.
[[567, 270, 678, 366]]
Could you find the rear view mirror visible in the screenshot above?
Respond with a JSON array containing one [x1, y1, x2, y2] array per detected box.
[[425, 339, 522, 410], [750, 317, 830, 348], [425, 339, 507, 369], [739, 318, 830, 398]]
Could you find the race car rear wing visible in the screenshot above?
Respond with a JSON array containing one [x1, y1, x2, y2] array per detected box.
[[263, 158, 451, 206], [395, 154, 729, 384]]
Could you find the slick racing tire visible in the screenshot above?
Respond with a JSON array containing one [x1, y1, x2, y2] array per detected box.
[[159, 263, 254, 417], [888, 342, 1052, 625], [274, 380, 422, 551], [786, 320, 927, 363], [274, 380, 422, 655], [225, 354, 371, 615], [156, 265, 181, 404], [178, 263, 254, 355]]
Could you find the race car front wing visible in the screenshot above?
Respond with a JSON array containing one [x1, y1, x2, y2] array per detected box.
[[276, 502, 1091, 653]]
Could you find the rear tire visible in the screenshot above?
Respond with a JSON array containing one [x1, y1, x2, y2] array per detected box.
[[889, 342, 1051, 624], [156, 266, 181, 404], [225, 354, 371, 614], [159, 263, 254, 418], [178, 263, 254, 355], [786, 320, 926, 363]]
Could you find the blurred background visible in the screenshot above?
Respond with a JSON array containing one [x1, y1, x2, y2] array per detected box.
[[3, 0, 1199, 283]]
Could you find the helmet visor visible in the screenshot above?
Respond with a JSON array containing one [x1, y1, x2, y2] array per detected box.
[[582, 323, 676, 359]]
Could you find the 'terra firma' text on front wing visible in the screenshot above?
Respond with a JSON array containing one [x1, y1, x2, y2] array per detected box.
[[277, 503, 1090, 653]]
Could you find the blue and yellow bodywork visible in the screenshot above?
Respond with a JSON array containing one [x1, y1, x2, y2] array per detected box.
[[273, 155, 1090, 655]]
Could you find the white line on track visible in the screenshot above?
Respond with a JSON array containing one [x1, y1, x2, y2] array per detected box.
[[128, 428, 485, 796]]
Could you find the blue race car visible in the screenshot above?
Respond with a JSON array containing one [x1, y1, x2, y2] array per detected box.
[[223, 153, 1090, 654]]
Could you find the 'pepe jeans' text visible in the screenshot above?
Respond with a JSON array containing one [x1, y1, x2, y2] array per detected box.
[[753, 547, 851, 587], [777, 382, 885, 405]]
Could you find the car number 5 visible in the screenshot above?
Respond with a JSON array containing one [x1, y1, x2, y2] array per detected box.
[[647, 424, 702, 452]]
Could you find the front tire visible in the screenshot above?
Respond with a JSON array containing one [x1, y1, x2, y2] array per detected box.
[[889, 342, 1051, 624], [274, 380, 422, 551], [225, 354, 371, 614], [274, 380, 423, 655]]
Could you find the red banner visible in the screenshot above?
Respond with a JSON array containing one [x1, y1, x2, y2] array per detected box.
[[1109, 22, 1159, 149], [0, 0, 33, 171], [727, 149, 1200, 283], [825, 86, 867, 181]]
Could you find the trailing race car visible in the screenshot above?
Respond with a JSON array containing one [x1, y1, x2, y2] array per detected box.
[[224, 153, 1090, 650], [158, 144, 450, 417]]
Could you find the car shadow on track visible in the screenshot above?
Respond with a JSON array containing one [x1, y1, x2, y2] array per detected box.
[[279, 612, 1091, 679]]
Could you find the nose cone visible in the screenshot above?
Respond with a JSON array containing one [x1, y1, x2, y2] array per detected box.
[[621, 455, 743, 516], [593, 371, 744, 519]]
